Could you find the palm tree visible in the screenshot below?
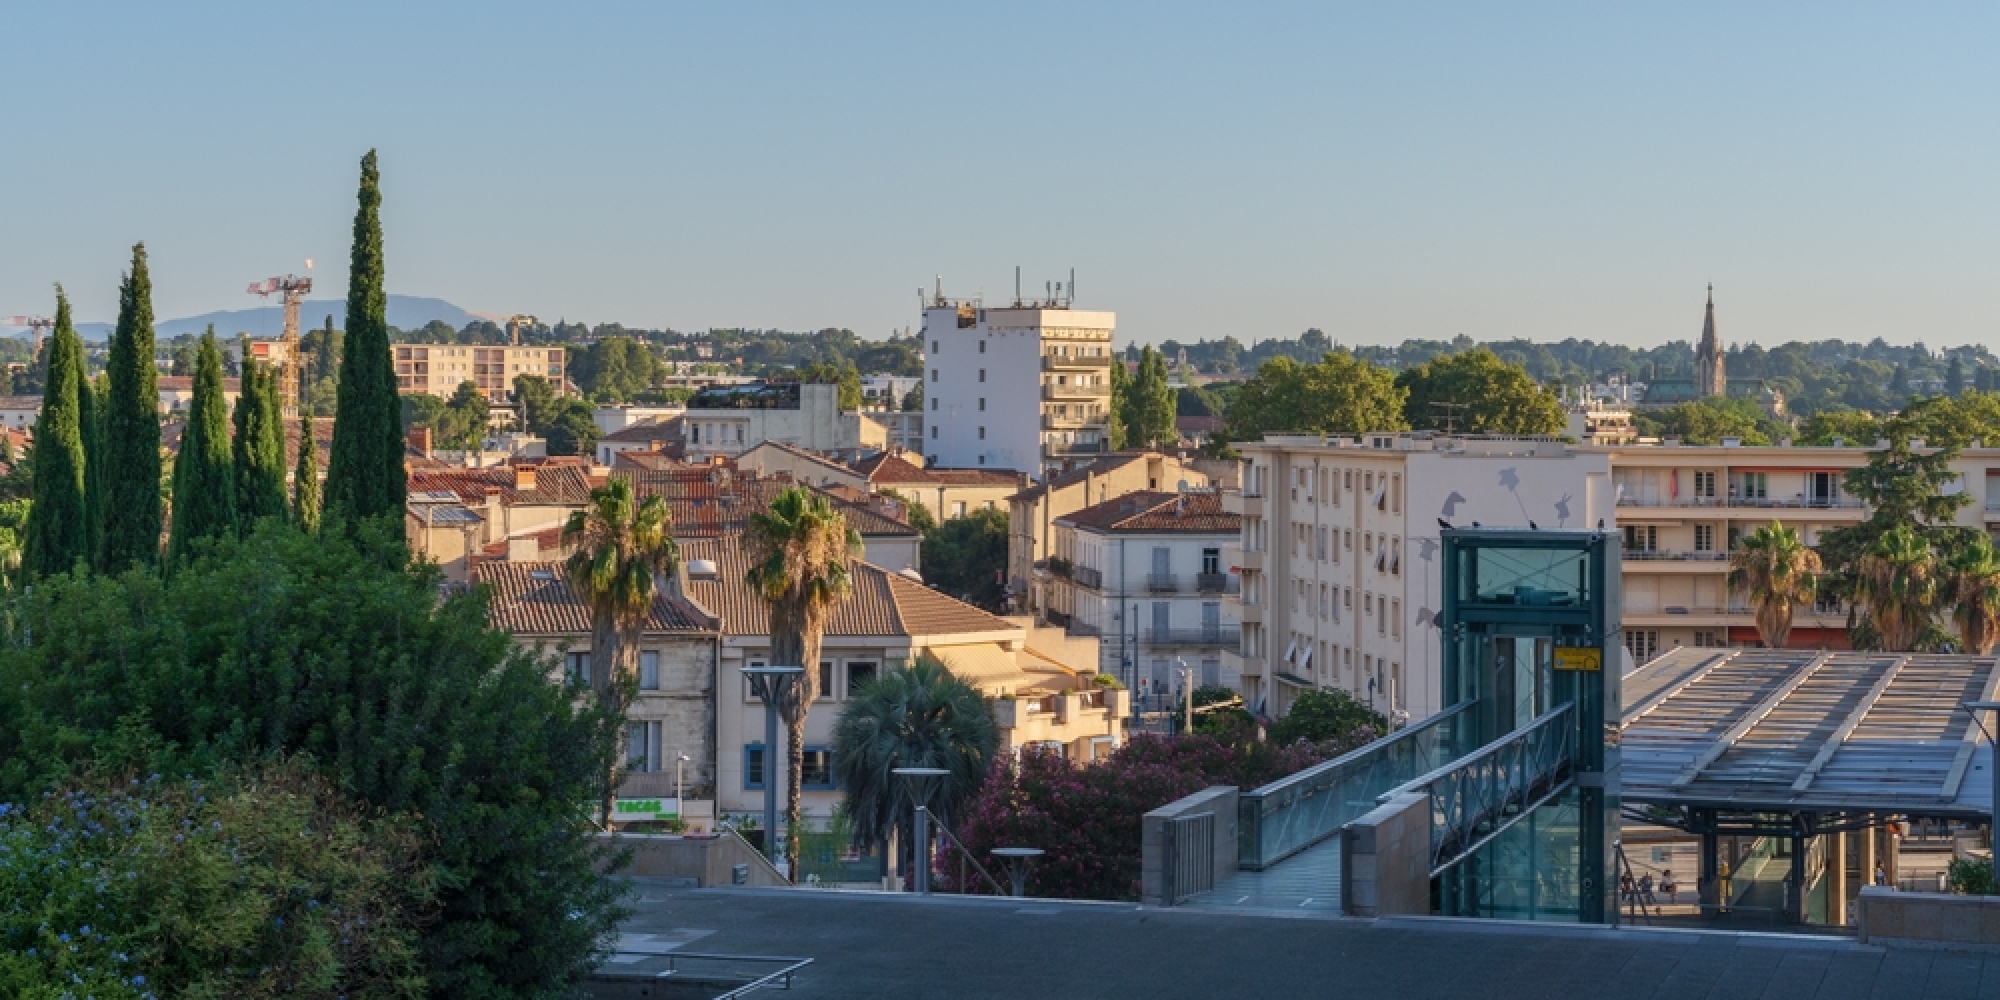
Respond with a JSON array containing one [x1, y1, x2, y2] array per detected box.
[[561, 476, 678, 820], [1855, 525, 1939, 652], [1728, 521, 1822, 649], [833, 654, 999, 875], [1947, 534, 2000, 654], [743, 486, 861, 880]]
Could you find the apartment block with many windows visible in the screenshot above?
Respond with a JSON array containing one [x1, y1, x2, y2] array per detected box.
[[393, 343, 565, 403], [920, 289, 1115, 476]]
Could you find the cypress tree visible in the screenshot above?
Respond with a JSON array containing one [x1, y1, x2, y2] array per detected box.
[[292, 418, 321, 533], [22, 286, 90, 578], [79, 372, 103, 562], [232, 359, 287, 525], [97, 243, 164, 573], [325, 150, 406, 535], [166, 331, 235, 566]]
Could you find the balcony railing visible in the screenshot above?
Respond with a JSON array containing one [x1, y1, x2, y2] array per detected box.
[[1621, 550, 1729, 562], [1041, 354, 1112, 371], [1074, 566, 1104, 589], [1043, 440, 1108, 458], [1626, 603, 1848, 618], [1146, 626, 1242, 647], [1614, 494, 1863, 510], [1043, 608, 1072, 628], [1041, 413, 1090, 430], [1065, 620, 1104, 638], [1041, 383, 1104, 401], [1046, 556, 1072, 579], [1147, 573, 1179, 593], [1195, 572, 1238, 594]]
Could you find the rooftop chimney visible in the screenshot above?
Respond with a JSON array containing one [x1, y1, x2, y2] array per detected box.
[[513, 464, 537, 492], [408, 425, 432, 459]]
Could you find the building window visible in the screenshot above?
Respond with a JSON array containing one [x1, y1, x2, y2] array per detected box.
[[847, 661, 878, 696], [979, 340, 986, 353], [1202, 548, 1220, 574], [566, 652, 588, 686], [744, 744, 835, 790], [932, 340, 939, 353], [626, 721, 660, 772], [819, 661, 834, 700], [639, 651, 660, 690], [979, 369, 986, 382], [953, 501, 967, 518], [1623, 525, 1658, 552], [1694, 525, 1715, 552], [1693, 630, 1724, 648], [931, 369, 939, 382], [932, 426, 939, 439], [979, 398, 986, 411], [1624, 629, 1660, 664], [1694, 471, 1717, 499], [978, 426, 986, 439]]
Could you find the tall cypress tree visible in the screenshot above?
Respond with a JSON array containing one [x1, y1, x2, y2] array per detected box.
[[232, 359, 287, 525], [326, 150, 406, 535], [96, 243, 164, 573], [22, 286, 90, 578], [167, 330, 235, 566], [293, 418, 322, 533], [79, 372, 103, 562]]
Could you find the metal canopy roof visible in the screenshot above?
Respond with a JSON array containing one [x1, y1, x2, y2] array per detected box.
[[1621, 647, 2000, 818]]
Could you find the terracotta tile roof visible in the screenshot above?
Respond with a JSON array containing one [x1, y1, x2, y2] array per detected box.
[[474, 560, 717, 635], [624, 469, 917, 539], [742, 441, 861, 481], [678, 538, 1016, 638], [1004, 451, 1165, 504], [1056, 490, 1239, 534], [613, 450, 684, 473], [600, 420, 681, 444], [409, 463, 596, 507], [850, 451, 934, 484], [0, 396, 41, 409]]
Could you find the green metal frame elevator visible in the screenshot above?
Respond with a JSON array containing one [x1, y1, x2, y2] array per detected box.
[[1437, 528, 1621, 924]]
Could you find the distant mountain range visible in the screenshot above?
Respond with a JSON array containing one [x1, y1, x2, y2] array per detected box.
[[3, 295, 476, 342]]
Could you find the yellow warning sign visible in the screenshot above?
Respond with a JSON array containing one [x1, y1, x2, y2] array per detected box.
[[1554, 647, 1602, 672]]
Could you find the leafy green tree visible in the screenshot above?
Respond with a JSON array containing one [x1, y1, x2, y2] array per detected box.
[[920, 506, 1009, 610], [0, 763, 434, 999], [167, 331, 236, 566], [1794, 408, 1882, 446], [877, 488, 936, 533], [833, 654, 997, 858], [302, 314, 341, 387], [1270, 687, 1387, 745], [1631, 397, 1773, 445], [326, 150, 407, 534], [513, 373, 560, 433], [743, 487, 861, 880], [440, 381, 491, 450], [78, 374, 102, 563], [0, 520, 628, 997], [561, 477, 679, 820], [901, 381, 924, 412], [1729, 522, 1821, 648], [1855, 525, 1940, 651], [1397, 348, 1564, 435], [569, 337, 662, 401], [1223, 353, 1409, 441], [292, 419, 321, 533], [401, 392, 448, 435], [1106, 350, 1131, 448], [545, 399, 601, 457], [1120, 346, 1178, 449], [232, 360, 288, 527], [1949, 357, 1966, 396], [22, 287, 89, 579], [1817, 438, 1973, 625], [97, 243, 164, 573]]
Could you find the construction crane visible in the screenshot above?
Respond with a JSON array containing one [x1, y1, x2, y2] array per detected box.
[[246, 271, 312, 418], [2, 316, 52, 362]]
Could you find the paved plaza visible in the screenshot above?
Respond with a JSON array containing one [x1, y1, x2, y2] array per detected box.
[[601, 877, 2000, 999]]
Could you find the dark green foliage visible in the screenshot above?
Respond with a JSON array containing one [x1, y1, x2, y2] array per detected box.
[[1630, 397, 1785, 445], [293, 418, 322, 533], [1270, 687, 1389, 746], [791, 360, 864, 410], [22, 287, 89, 579], [1948, 856, 1998, 895], [920, 506, 1008, 610], [79, 373, 103, 563], [545, 399, 600, 457], [1106, 352, 1130, 448], [0, 764, 434, 998], [1397, 347, 1565, 435], [901, 381, 924, 411], [568, 336, 664, 401], [1119, 346, 1177, 449], [1817, 439, 1975, 614], [1223, 353, 1409, 441], [96, 243, 164, 573], [833, 655, 997, 849], [512, 373, 559, 433], [167, 331, 236, 565], [326, 150, 408, 534], [0, 521, 628, 998], [1175, 685, 1256, 740], [233, 359, 289, 527]]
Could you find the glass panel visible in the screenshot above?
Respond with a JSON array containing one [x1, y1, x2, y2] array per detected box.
[[639, 651, 660, 690], [1458, 546, 1588, 607], [1438, 787, 1582, 921]]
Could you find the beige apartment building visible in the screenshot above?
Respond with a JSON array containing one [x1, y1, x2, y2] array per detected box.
[[393, 343, 565, 402], [1226, 434, 1612, 722], [1008, 451, 1211, 615]]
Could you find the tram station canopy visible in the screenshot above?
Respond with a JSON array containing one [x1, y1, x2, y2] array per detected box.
[[1621, 648, 1999, 820]]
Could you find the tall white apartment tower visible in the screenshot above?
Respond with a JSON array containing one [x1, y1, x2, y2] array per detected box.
[[919, 282, 1116, 478]]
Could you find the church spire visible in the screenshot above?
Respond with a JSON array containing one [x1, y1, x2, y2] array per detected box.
[[1697, 284, 1725, 398]]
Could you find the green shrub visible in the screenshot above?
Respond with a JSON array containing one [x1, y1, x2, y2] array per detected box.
[[1948, 856, 1998, 895], [1270, 688, 1388, 746], [0, 763, 432, 999]]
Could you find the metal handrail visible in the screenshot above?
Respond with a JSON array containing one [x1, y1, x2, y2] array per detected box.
[[1236, 699, 1475, 870], [1378, 702, 1576, 876], [929, 818, 1008, 896]]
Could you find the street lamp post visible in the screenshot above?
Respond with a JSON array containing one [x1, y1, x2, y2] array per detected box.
[[744, 665, 805, 870], [676, 753, 690, 823], [991, 847, 1044, 897], [1963, 700, 2000, 887], [892, 767, 950, 893]]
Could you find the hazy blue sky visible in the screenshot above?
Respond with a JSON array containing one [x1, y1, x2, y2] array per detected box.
[[4, 2, 1997, 348]]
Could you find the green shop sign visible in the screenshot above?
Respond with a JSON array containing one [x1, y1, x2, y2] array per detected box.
[[612, 798, 681, 820]]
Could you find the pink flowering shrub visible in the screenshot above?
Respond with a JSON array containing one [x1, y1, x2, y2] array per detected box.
[[949, 730, 1376, 900]]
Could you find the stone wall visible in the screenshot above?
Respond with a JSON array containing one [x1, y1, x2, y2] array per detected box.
[[624, 636, 718, 797], [1858, 886, 2000, 950], [1141, 785, 1238, 906], [1343, 791, 1430, 917], [598, 832, 788, 888]]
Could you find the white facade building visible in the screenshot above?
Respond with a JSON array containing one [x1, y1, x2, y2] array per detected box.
[[1227, 434, 1612, 724], [1046, 491, 1242, 695], [920, 291, 1114, 477], [860, 375, 921, 411], [679, 382, 884, 463]]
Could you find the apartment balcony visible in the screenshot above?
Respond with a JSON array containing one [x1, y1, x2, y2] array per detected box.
[[1195, 572, 1239, 595], [1146, 626, 1242, 648], [1041, 354, 1112, 372], [1621, 550, 1731, 572], [1074, 565, 1104, 590], [1041, 382, 1106, 401], [1043, 440, 1108, 459], [1146, 573, 1179, 593], [1042, 412, 1091, 430], [1620, 604, 1850, 627], [1065, 619, 1105, 639], [1614, 494, 1865, 513]]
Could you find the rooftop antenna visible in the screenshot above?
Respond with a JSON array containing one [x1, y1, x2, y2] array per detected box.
[[1070, 267, 1076, 305], [1430, 400, 1470, 434], [1015, 266, 1021, 307]]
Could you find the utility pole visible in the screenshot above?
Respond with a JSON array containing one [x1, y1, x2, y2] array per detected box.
[[1430, 400, 1470, 434]]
